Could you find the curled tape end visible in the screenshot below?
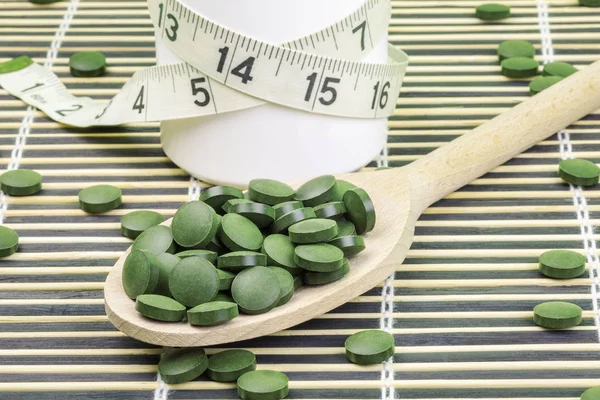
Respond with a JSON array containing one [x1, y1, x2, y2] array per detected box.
[[0, 56, 33, 75]]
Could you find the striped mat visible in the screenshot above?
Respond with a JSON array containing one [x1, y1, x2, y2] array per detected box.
[[1, 0, 600, 398]]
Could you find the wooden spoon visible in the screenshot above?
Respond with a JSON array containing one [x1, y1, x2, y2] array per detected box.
[[105, 61, 600, 347]]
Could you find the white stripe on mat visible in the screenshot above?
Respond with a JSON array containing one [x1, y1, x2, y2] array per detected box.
[[536, 0, 600, 341], [0, 0, 80, 224], [380, 273, 396, 400]]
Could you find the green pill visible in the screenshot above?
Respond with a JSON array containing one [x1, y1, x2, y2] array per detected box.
[[0, 169, 42, 196], [271, 207, 316, 234], [581, 387, 600, 399], [343, 188, 376, 235], [295, 243, 345, 272], [559, 158, 600, 187], [207, 349, 257, 382], [288, 218, 339, 244], [120, 210, 164, 240], [218, 213, 263, 252], [497, 40, 535, 61], [218, 251, 267, 272], [336, 220, 356, 237], [155, 253, 180, 297], [199, 186, 244, 215], [122, 250, 159, 299], [248, 179, 295, 205], [135, 294, 186, 322], [294, 275, 303, 290], [295, 175, 337, 206], [475, 3, 511, 20], [78, 184, 122, 214], [187, 301, 239, 326], [30, 0, 65, 4], [273, 201, 304, 219], [169, 257, 219, 307], [217, 269, 236, 291], [579, 0, 600, 6], [303, 258, 350, 285], [543, 61, 578, 77], [231, 266, 281, 315], [69, 51, 106, 77], [329, 235, 366, 257], [172, 201, 217, 248], [237, 370, 289, 400], [132, 225, 176, 255], [529, 76, 563, 95], [229, 202, 275, 228], [269, 267, 295, 306], [345, 329, 395, 365], [501, 57, 539, 78], [313, 201, 347, 220], [214, 292, 234, 302], [0, 56, 33, 75], [533, 301, 582, 329], [158, 347, 208, 384], [539, 249, 586, 279], [262, 234, 302, 276], [0, 226, 19, 258], [174, 249, 218, 264], [206, 214, 228, 255], [331, 179, 357, 202], [222, 198, 251, 214]]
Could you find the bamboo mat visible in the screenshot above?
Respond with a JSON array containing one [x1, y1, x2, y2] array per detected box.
[[1, 0, 600, 398]]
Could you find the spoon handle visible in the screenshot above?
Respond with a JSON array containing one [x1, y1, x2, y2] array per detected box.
[[405, 60, 600, 211]]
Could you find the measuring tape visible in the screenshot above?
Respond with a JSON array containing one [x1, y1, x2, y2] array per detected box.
[[0, 0, 408, 128]]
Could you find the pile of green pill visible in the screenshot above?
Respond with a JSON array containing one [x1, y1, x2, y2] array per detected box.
[[121, 175, 376, 326]]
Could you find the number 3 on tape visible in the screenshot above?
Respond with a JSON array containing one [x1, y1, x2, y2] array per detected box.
[[0, 0, 408, 128]]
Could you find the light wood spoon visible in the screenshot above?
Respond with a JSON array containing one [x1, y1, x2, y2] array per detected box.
[[105, 61, 600, 347]]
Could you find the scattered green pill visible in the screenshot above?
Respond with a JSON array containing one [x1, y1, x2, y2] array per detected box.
[[559, 158, 600, 187], [0, 226, 19, 258], [539, 249, 586, 279], [30, 0, 64, 4], [217, 269, 236, 291], [69, 51, 106, 77], [0, 169, 42, 196], [135, 294, 186, 322], [262, 234, 302, 276], [329, 235, 366, 257], [222, 198, 251, 214], [271, 207, 316, 234], [288, 218, 339, 244], [169, 257, 219, 307], [218, 213, 263, 252], [533, 301, 582, 329], [475, 3, 511, 20], [120, 210, 164, 240], [345, 329, 395, 365], [336, 220, 356, 237], [231, 266, 281, 315], [174, 249, 218, 264], [248, 179, 295, 205], [501, 57, 539, 78], [199, 186, 244, 215], [122, 250, 159, 299], [313, 201, 347, 220], [269, 267, 295, 306], [581, 387, 600, 399], [331, 179, 357, 202], [132, 225, 176, 255], [158, 347, 208, 384], [294, 243, 345, 272], [295, 175, 337, 206], [229, 202, 275, 228], [303, 258, 350, 285], [543, 61, 578, 77], [273, 201, 304, 219], [78, 184, 122, 213], [237, 370, 289, 400], [343, 188, 376, 235], [579, 0, 600, 6], [187, 301, 239, 326], [529, 76, 563, 95], [172, 201, 217, 248], [207, 349, 257, 382], [218, 251, 267, 272], [155, 253, 180, 297], [497, 40, 535, 61]]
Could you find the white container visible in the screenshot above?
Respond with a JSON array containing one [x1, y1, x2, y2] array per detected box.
[[156, 0, 389, 187]]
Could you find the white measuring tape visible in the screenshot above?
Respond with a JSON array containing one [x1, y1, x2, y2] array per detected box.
[[0, 0, 408, 127]]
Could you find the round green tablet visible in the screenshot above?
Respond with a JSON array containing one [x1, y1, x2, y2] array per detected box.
[[294, 243, 345, 272], [78, 184, 122, 214], [231, 266, 281, 315], [559, 158, 600, 187], [475, 3, 511, 20], [213, 292, 234, 302], [169, 257, 219, 307], [0, 169, 42, 196], [343, 188, 376, 235], [121, 250, 159, 299], [271, 207, 316, 234], [172, 201, 217, 248], [268, 267, 295, 306], [229, 202, 275, 229], [497, 40, 535, 61], [218, 251, 267, 272], [288, 218, 339, 244], [295, 175, 337, 207], [237, 370, 289, 400], [69, 51, 106, 77], [313, 201, 347, 220], [273, 201, 304, 219], [539, 250, 586, 279], [329, 235, 366, 257], [120, 210, 164, 240], [533, 301, 582, 329], [345, 329, 395, 365], [336, 220, 357, 237], [199, 186, 244, 215], [158, 347, 208, 385], [135, 294, 186, 322], [222, 198, 252, 214], [303, 258, 350, 285], [174, 249, 218, 264], [529, 76, 563, 95], [543, 61, 578, 77], [331, 179, 357, 202], [218, 213, 263, 252], [187, 301, 239, 326], [581, 387, 600, 399], [132, 225, 176, 255], [0, 226, 19, 258], [30, 0, 64, 4], [248, 179, 295, 205], [207, 349, 257, 382], [579, 0, 600, 6], [155, 253, 180, 296], [501, 57, 539, 78], [217, 269, 236, 291], [262, 234, 302, 276]]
